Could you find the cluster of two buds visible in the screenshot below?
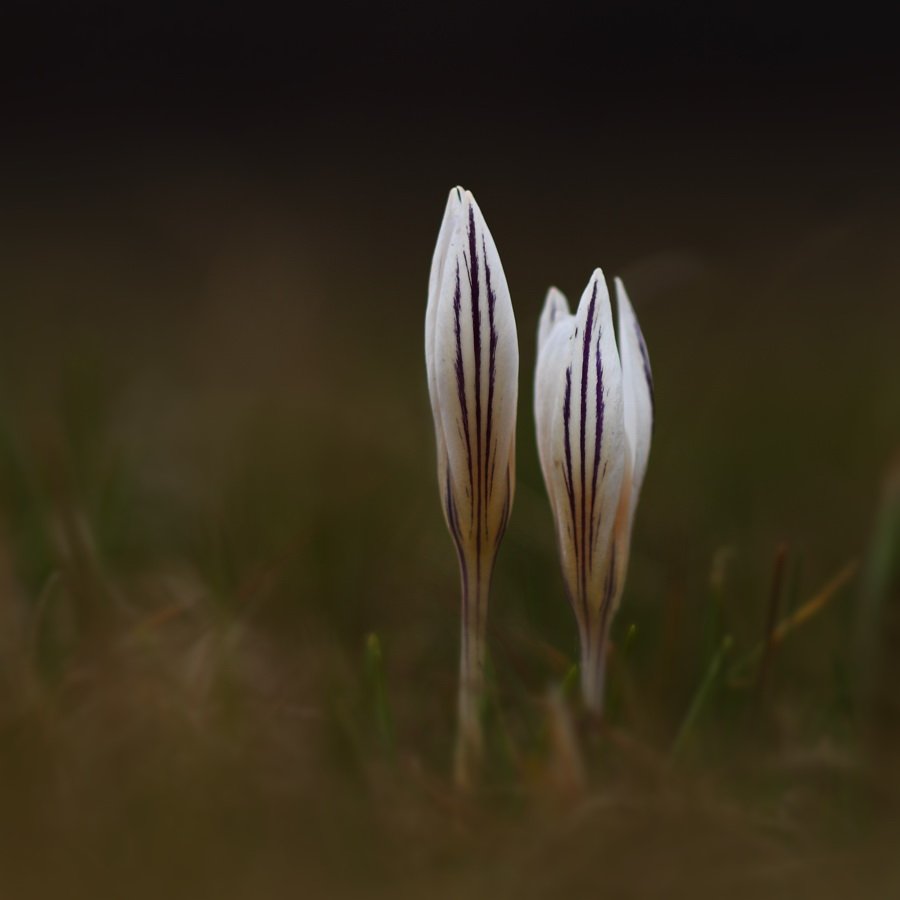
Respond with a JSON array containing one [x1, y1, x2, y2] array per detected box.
[[425, 187, 654, 784]]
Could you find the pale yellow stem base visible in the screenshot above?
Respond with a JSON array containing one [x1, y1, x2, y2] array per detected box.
[[454, 563, 491, 789]]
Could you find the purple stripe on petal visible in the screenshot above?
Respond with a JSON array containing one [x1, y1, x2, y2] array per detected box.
[[483, 235, 498, 502], [453, 263, 474, 518], [602, 540, 617, 613], [634, 319, 655, 416], [563, 365, 575, 539], [494, 466, 512, 551], [589, 329, 604, 556], [447, 470, 474, 677], [563, 365, 584, 620], [467, 206, 483, 629], [446, 471, 468, 588], [579, 284, 597, 605], [489, 450, 497, 501]]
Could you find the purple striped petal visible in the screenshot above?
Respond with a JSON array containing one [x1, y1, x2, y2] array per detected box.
[[535, 269, 648, 714], [535, 271, 625, 629], [425, 186, 518, 780], [615, 276, 654, 520], [427, 188, 517, 556]]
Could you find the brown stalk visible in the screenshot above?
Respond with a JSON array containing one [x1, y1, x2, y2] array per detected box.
[[755, 542, 789, 710]]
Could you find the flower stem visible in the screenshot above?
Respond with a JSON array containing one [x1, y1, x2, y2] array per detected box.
[[580, 627, 608, 716], [454, 559, 491, 788]]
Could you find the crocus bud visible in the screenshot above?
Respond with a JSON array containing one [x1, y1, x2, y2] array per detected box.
[[534, 270, 653, 714], [425, 187, 518, 783]]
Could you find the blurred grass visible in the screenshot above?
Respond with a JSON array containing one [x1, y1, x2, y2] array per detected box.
[[0, 150, 899, 898]]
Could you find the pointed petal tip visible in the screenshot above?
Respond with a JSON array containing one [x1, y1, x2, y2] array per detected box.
[[445, 185, 466, 211], [546, 285, 565, 301], [576, 268, 610, 316], [447, 185, 478, 203], [585, 268, 610, 302], [538, 286, 571, 351], [613, 276, 629, 322], [448, 186, 485, 224], [614, 276, 632, 307], [544, 286, 570, 313]]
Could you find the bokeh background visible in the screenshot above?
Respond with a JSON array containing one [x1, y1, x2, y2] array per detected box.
[[2, 2, 899, 897]]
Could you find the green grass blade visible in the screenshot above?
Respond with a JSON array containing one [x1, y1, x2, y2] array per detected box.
[[363, 632, 394, 756], [671, 634, 733, 761]]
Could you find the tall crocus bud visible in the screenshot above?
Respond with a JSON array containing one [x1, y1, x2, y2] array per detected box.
[[534, 270, 653, 714], [425, 187, 518, 784]]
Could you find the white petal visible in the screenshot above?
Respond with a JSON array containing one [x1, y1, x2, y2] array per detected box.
[[535, 288, 572, 495], [425, 187, 464, 437], [615, 276, 653, 512], [534, 270, 626, 623], [471, 192, 518, 525], [429, 189, 518, 549], [425, 188, 464, 511], [537, 286, 571, 355], [534, 295, 574, 538], [568, 270, 627, 617]]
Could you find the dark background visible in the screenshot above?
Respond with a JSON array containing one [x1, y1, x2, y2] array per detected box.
[[4, 2, 899, 128], [4, 1, 898, 328]]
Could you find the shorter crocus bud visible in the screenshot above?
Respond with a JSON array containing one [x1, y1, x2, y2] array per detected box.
[[534, 270, 653, 714], [425, 187, 518, 783]]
